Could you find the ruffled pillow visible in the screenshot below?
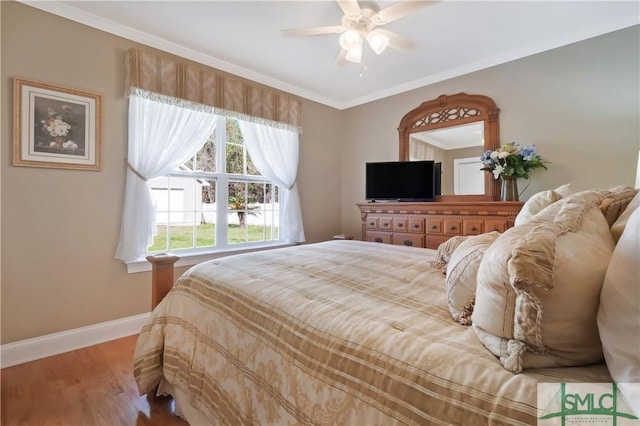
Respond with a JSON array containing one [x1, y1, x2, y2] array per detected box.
[[611, 191, 640, 243], [473, 190, 615, 373]]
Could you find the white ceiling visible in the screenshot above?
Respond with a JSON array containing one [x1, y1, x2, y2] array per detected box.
[[23, 0, 639, 109]]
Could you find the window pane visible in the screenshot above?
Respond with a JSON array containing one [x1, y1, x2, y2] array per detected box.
[[168, 223, 195, 249], [226, 119, 243, 144], [228, 181, 247, 243], [197, 179, 216, 248], [246, 149, 260, 176], [226, 143, 243, 174], [148, 225, 168, 252], [195, 134, 216, 173]]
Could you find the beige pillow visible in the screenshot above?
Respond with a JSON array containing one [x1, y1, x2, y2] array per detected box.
[[429, 236, 471, 268], [597, 207, 640, 384], [473, 190, 615, 373], [514, 183, 572, 227], [610, 191, 640, 243], [445, 232, 500, 325], [598, 186, 638, 227]]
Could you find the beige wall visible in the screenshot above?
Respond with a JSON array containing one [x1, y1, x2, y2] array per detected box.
[[1, 1, 638, 344], [340, 25, 640, 239], [0, 2, 343, 344]]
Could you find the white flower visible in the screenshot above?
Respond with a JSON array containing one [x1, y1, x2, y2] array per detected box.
[[62, 140, 78, 150], [490, 151, 500, 159], [498, 151, 510, 159], [492, 165, 504, 179]]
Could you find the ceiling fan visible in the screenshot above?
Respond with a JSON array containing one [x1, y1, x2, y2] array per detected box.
[[282, 0, 432, 65]]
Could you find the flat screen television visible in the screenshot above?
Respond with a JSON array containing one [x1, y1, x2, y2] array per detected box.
[[366, 160, 439, 202]]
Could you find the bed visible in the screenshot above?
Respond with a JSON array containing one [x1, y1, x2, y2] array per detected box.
[[133, 187, 639, 425]]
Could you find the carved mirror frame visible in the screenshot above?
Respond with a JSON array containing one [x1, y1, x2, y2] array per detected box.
[[399, 93, 500, 201]]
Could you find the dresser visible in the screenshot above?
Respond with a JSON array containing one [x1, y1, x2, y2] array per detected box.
[[357, 201, 522, 249]]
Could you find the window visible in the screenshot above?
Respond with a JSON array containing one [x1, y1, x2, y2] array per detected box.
[[147, 116, 280, 254]]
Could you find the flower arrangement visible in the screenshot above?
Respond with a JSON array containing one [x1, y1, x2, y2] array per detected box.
[[480, 142, 547, 180], [40, 105, 78, 150]]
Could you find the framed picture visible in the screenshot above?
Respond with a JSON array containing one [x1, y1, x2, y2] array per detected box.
[[13, 78, 102, 170]]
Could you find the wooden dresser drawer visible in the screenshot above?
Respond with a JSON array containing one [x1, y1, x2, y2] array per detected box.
[[408, 218, 424, 233], [443, 219, 462, 235], [463, 220, 483, 235], [393, 217, 408, 232], [379, 217, 393, 231], [392, 233, 424, 248], [366, 217, 379, 230], [426, 220, 442, 234], [365, 231, 392, 244], [485, 220, 507, 233]]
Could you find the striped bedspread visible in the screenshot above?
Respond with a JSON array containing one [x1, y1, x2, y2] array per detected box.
[[133, 240, 611, 425]]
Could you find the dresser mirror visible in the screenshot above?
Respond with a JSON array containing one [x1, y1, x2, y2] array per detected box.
[[399, 93, 500, 201]]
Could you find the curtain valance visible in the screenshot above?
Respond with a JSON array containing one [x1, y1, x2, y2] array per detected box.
[[125, 48, 303, 131]]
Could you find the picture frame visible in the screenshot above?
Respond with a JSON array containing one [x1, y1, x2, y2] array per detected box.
[[13, 78, 102, 171]]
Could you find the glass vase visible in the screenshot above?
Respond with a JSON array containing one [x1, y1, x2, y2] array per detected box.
[[500, 176, 519, 202]]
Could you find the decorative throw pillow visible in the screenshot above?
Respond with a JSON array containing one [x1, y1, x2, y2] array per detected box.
[[472, 190, 615, 373], [514, 183, 573, 226], [598, 186, 638, 227], [610, 191, 640, 243], [445, 232, 499, 325], [597, 207, 640, 384], [429, 236, 471, 269]]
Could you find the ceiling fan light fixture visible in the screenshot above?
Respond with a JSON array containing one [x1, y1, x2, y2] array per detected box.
[[339, 29, 362, 51], [366, 30, 389, 55], [345, 43, 363, 63]]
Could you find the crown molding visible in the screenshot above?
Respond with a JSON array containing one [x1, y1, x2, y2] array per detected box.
[[19, 0, 344, 109]]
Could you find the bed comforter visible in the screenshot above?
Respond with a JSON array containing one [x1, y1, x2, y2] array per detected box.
[[133, 240, 611, 425]]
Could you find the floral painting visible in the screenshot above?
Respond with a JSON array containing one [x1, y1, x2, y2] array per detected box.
[[13, 78, 101, 170], [34, 98, 86, 156]]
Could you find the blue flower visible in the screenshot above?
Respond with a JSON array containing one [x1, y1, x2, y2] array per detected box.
[[480, 141, 547, 179], [520, 144, 538, 161]]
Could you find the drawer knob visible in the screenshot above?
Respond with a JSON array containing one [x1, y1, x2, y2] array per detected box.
[[450, 226, 457, 230], [413, 224, 419, 228], [431, 225, 437, 229], [398, 223, 404, 228], [369, 222, 375, 226], [374, 237, 383, 243], [471, 227, 477, 231], [492, 228, 499, 232], [403, 240, 413, 246]]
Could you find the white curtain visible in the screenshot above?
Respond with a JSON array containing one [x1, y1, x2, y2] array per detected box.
[[116, 95, 218, 262], [239, 121, 305, 244]]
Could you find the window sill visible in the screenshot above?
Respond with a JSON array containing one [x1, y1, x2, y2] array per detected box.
[[125, 242, 294, 274]]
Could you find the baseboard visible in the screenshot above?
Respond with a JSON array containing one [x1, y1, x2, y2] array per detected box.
[[0, 312, 151, 368]]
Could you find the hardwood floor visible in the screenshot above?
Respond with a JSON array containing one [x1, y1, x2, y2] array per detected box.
[[1, 335, 188, 426]]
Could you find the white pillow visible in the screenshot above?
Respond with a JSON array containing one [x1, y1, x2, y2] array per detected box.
[[514, 183, 573, 226], [597, 207, 640, 384]]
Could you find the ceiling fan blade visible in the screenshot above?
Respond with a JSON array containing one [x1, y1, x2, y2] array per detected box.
[[336, 0, 362, 18], [282, 25, 345, 37], [335, 49, 347, 66], [376, 28, 415, 51], [375, 1, 433, 24]]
